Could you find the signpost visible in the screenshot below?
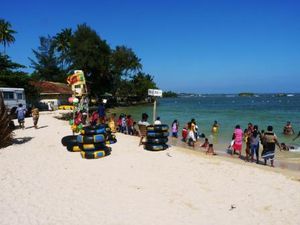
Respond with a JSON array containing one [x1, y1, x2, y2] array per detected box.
[[148, 89, 163, 123]]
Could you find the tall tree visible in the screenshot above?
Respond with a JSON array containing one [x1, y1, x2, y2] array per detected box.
[[0, 19, 16, 54], [53, 28, 72, 70], [70, 23, 111, 96], [131, 72, 157, 101], [111, 45, 142, 78], [29, 36, 65, 82]]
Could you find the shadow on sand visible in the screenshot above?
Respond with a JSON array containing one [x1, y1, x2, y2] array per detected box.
[[24, 125, 48, 130], [13, 137, 34, 145]]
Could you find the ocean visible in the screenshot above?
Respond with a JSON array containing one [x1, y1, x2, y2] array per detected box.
[[109, 94, 300, 169]]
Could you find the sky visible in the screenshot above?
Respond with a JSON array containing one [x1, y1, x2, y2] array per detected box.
[[2, 0, 300, 93]]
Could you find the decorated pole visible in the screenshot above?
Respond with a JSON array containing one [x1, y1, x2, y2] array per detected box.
[[148, 89, 163, 124], [66, 70, 89, 134]]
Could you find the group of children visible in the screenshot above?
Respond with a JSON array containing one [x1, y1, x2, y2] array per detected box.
[[172, 118, 217, 155], [91, 111, 139, 136]]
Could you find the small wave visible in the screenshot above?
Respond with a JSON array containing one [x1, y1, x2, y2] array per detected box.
[[289, 147, 300, 152]]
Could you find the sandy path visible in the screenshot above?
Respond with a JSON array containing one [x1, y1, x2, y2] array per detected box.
[[0, 113, 299, 225]]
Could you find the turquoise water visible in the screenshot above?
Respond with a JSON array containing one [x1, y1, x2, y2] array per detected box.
[[109, 94, 300, 168]]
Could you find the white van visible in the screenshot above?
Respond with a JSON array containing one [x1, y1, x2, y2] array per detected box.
[[0, 87, 27, 113]]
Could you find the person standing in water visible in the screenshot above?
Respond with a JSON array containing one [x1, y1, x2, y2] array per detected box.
[[232, 125, 243, 158], [261, 125, 281, 167], [171, 119, 179, 138], [283, 121, 295, 135], [211, 120, 219, 133]]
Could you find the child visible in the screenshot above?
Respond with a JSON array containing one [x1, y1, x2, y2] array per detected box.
[[31, 106, 39, 129], [182, 126, 188, 142], [171, 119, 179, 138], [201, 138, 209, 148], [206, 144, 217, 155], [244, 134, 251, 162], [108, 114, 116, 133]]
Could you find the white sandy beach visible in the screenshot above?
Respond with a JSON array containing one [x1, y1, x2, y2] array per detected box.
[[0, 113, 300, 225]]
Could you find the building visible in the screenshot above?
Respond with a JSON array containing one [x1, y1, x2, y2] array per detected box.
[[31, 81, 72, 110]]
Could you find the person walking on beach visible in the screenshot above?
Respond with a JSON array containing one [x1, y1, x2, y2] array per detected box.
[[31, 106, 39, 129], [232, 125, 243, 158], [16, 104, 26, 129], [261, 125, 281, 167], [171, 119, 179, 138]]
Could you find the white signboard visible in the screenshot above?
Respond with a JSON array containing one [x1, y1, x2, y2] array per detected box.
[[148, 89, 163, 97]]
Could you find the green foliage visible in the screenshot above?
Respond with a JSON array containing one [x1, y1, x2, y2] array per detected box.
[[53, 28, 72, 70], [0, 19, 16, 53], [0, 54, 25, 72], [0, 93, 13, 148], [131, 72, 157, 101], [111, 45, 142, 78], [163, 91, 178, 98], [70, 24, 112, 96], [0, 54, 38, 101], [29, 36, 66, 82]]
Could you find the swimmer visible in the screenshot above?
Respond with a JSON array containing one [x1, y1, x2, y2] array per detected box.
[[283, 121, 295, 135], [280, 143, 295, 151], [211, 120, 219, 133]]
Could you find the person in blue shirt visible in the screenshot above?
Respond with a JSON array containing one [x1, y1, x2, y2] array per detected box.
[[97, 102, 106, 124], [16, 104, 27, 129]]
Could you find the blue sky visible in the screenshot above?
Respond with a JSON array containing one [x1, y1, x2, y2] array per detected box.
[[2, 0, 300, 93]]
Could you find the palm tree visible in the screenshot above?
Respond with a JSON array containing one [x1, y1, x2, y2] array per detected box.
[[0, 19, 17, 54], [53, 28, 72, 70]]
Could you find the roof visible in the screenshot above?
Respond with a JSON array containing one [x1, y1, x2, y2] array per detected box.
[[30, 81, 72, 95]]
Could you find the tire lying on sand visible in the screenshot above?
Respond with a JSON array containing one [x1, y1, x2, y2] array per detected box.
[[80, 147, 112, 159], [144, 144, 168, 151], [61, 135, 78, 146], [147, 124, 169, 132], [78, 143, 107, 151], [106, 134, 117, 144], [66, 144, 81, 152], [77, 134, 106, 144], [146, 131, 169, 138], [80, 125, 107, 135], [146, 137, 168, 144]]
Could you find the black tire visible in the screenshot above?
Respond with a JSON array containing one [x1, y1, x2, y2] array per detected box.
[[106, 139, 117, 144], [146, 137, 168, 144], [61, 135, 78, 146], [66, 144, 81, 152], [80, 147, 112, 159], [80, 125, 107, 135], [147, 124, 169, 132], [147, 131, 169, 138], [144, 143, 168, 151], [78, 143, 107, 151], [77, 134, 106, 144]]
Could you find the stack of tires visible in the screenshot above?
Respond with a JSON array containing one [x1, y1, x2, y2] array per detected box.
[[145, 124, 169, 151], [77, 125, 111, 159], [61, 124, 115, 159]]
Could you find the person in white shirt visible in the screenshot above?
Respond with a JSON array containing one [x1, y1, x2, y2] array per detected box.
[[154, 116, 161, 125]]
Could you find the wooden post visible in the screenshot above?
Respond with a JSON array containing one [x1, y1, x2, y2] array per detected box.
[[153, 97, 156, 124]]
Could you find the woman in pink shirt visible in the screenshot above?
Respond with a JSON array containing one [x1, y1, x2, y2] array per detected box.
[[232, 125, 243, 157]]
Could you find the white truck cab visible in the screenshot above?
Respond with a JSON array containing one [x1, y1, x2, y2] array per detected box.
[[0, 87, 27, 113]]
